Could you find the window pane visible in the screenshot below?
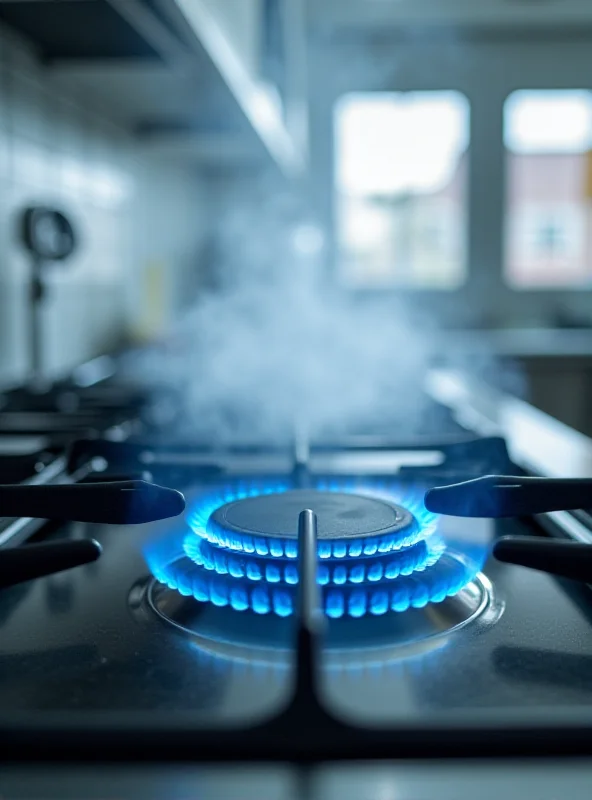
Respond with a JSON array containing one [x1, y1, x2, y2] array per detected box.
[[334, 91, 469, 289], [504, 90, 592, 289]]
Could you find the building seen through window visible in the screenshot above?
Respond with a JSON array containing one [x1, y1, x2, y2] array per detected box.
[[334, 91, 469, 289], [504, 90, 592, 289]]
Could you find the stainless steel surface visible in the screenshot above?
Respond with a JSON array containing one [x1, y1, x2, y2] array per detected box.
[[426, 368, 592, 544], [426, 369, 592, 478]]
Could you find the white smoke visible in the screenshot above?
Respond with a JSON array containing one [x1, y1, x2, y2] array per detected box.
[[127, 29, 526, 444], [132, 177, 440, 443]]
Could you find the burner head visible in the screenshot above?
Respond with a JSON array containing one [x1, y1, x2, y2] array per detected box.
[[148, 481, 491, 627], [208, 490, 414, 556]]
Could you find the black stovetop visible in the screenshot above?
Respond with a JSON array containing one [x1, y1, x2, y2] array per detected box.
[[2, 376, 592, 799], [2, 478, 589, 728], [0, 430, 592, 756]]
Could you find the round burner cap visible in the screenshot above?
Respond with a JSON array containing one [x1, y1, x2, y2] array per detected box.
[[206, 490, 417, 558]]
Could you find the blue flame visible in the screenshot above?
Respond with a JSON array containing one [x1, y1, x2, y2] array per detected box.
[[155, 551, 474, 619], [183, 533, 443, 586], [187, 479, 438, 558], [186, 480, 291, 553], [149, 478, 484, 619], [144, 529, 186, 588]]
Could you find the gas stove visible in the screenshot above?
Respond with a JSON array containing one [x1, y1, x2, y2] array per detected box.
[[1, 372, 592, 797]]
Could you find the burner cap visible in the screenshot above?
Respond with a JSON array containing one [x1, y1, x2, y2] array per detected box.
[[209, 490, 413, 542]]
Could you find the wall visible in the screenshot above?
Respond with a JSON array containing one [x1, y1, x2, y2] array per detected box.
[[0, 22, 207, 385], [308, 32, 592, 328]]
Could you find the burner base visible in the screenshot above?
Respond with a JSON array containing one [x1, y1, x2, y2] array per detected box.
[[143, 555, 499, 666]]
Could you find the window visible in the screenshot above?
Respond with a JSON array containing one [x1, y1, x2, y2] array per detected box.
[[504, 90, 592, 289], [334, 91, 469, 289]]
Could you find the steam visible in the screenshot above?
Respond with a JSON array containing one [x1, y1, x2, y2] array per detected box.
[[132, 178, 442, 443], [122, 24, 531, 444]]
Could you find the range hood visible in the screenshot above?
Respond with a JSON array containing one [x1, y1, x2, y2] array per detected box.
[[0, 0, 307, 175]]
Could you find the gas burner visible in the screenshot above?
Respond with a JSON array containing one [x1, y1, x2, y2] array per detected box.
[[146, 480, 496, 654], [154, 549, 475, 618]]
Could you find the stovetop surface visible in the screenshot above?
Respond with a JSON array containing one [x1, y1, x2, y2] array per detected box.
[[1, 473, 591, 732], [2, 373, 592, 769], [3, 373, 592, 798]]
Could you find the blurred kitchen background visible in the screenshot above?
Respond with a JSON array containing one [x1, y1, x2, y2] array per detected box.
[[1, 0, 592, 437]]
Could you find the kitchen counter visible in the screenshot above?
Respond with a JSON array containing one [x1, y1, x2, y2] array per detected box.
[[426, 368, 592, 479], [437, 330, 592, 438]]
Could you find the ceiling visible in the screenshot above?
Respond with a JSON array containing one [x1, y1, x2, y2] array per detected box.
[[0, 0, 267, 166], [3, 0, 584, 173]]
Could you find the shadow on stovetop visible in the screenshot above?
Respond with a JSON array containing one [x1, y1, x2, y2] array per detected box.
[[493, 645, 592, 693], [0, 584, 33, 627], [0, 575, 77, 626], [0, 642, 229, 712]]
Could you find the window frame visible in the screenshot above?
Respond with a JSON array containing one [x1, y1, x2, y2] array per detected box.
[[333, 89, 471, 292], [311, 35, 592, 327], [503, 88, 592, 291]]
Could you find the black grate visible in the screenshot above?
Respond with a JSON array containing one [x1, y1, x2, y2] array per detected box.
[[1, 500, 592, 761], [3, 434, 592, 760]]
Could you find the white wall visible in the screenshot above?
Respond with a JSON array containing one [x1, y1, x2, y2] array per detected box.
[[0, 22, 207, 385]]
